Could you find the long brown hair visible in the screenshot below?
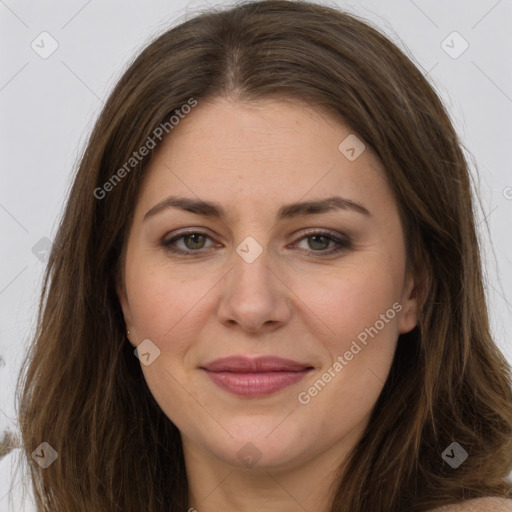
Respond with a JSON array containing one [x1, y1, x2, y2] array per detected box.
[[16, 1, 512, 510]]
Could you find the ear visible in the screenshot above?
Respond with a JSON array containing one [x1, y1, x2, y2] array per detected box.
[[116, 281, 136, 347], [398, 267, 429, 334]]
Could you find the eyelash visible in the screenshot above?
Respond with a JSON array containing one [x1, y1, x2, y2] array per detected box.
[[161, 229, 352, 258]]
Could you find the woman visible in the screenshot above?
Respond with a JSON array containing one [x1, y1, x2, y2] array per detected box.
[[14, 0, 512, 510]]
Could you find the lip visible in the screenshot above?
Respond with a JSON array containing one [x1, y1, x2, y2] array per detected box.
[[200, 356, 314, 397]]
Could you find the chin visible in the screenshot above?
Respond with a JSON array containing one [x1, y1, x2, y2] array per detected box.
[[195, 418, 313, 470]]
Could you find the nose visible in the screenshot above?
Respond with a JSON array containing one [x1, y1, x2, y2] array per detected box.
[[216, 244, 293, 334]]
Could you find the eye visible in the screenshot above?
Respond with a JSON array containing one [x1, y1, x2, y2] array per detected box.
[[291, 229, 352, 257], [161, 230, 216, 255], [161, 229, 352, 257]]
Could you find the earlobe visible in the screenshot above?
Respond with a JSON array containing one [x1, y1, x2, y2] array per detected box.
[[398, 300, 418, 334]]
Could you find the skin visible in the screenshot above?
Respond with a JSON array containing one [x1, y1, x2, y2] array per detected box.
[[117, 96, 421, 511]]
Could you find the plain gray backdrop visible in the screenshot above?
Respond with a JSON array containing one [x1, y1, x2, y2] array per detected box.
[[1, 0, 511, 447]]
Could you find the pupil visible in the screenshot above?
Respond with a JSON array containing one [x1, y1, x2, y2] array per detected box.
[[186, 234, 204, 249], [309, 235, 328, 250]]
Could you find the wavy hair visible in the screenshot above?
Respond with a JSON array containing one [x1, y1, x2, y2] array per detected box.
[[16, 1, 512, 510]]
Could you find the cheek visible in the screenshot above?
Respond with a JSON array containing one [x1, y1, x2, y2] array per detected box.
[[295, 266, 401, 421], [125, 266, 213, 429], [125, 250, 212, 337], [295, 270, 400, 427], [300, 261, 403, 352]]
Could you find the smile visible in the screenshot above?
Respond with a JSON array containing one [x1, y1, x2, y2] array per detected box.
[[200, 356, 314, 397]]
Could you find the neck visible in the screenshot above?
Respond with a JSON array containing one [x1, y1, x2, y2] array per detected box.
[[183, 425, 364, 512]]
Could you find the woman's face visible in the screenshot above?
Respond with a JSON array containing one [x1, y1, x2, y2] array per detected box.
[[118, 97, 420, 474]]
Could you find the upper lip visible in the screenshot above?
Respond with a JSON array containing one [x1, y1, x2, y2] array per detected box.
[[200, 356, 313, 373]]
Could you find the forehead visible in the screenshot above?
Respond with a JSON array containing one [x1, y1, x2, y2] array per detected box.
[[135, 97, 391, 218], [157, 96, 367, 164]]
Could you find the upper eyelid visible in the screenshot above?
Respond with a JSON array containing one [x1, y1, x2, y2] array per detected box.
[[164, 227, 345, 241], [163, 229, 217, 245]]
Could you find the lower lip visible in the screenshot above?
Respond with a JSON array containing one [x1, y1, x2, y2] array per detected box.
[[202, 369, 312, 397]]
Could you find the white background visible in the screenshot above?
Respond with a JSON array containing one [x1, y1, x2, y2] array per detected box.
[[0, 0, 511, 506]]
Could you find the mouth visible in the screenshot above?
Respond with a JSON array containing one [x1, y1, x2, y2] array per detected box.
[[200, 356, 314, 397]]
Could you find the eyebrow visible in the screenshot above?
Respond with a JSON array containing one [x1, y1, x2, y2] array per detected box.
[[143, 195, 370, 222]]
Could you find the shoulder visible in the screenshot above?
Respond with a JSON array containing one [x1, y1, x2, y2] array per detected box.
[[428, 497, 512, 512]]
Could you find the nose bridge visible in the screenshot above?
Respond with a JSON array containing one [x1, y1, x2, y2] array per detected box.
[[230, 235, 277, 301], [217, 234, 291, 331]]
